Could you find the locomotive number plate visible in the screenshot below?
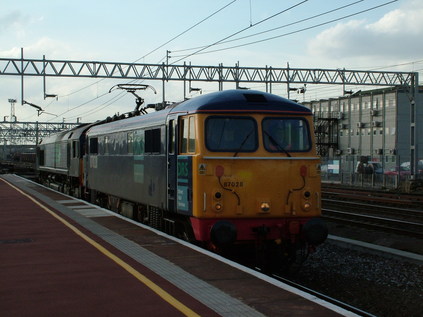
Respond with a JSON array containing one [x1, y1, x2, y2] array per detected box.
[[223, 181, 244, 188]]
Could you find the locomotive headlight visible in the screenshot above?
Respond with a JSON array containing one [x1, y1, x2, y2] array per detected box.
[[214, 203, 223, 212], [260, 202, 270, 212], [214, 191, 222, 200], [302, 202, 312, 211]]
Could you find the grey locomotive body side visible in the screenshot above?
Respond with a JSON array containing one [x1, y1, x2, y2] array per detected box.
[[84, 109, 171, 211]]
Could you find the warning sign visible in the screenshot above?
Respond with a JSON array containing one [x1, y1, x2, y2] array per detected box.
[[198, 163, 207, 175]]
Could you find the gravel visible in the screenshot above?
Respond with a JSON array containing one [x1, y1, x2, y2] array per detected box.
[[290, 223, 423, 317]]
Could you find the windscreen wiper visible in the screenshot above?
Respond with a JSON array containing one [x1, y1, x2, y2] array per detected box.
[[263, 131, 291, 157], [233, 129, 254, 157]]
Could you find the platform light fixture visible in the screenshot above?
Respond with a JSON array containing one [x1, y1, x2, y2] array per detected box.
[[44, 94, 58, 100], [189, 87, 202, 94]]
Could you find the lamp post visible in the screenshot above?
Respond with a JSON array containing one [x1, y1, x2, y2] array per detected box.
[[8, 98, 17, 123]]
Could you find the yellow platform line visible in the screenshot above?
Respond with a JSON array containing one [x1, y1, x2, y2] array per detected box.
[[1, 178, 201, 317]]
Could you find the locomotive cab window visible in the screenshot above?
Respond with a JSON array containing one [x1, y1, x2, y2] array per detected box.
[[206, 116, 257, 152], [180, 116, 196, 154], [262, 118, 311, 152]]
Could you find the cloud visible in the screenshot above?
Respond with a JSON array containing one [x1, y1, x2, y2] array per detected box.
[[0, 11, 23, 34], [0, 37, 88, 60], [307, 0, 423, 66], [371, 0, 423, 35], [0, 10, 38, 39]]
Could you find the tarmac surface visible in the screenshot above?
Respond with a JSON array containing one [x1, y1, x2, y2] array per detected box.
[[0, 174, 358, 316]]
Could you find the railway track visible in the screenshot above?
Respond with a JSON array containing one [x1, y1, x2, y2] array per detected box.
[[271, 273, 377, 317], [322, 186, 423, 209], [322, 190, 423, 238]]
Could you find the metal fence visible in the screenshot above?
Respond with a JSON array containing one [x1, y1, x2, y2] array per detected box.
[[320, 156, 421, 191]]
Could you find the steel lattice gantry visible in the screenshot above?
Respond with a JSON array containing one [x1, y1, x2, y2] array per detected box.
[[0, 57, 416, 87], [0, 121, 82, 145]]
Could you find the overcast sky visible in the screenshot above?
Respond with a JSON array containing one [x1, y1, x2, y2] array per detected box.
[[1, 0, 422, 123]]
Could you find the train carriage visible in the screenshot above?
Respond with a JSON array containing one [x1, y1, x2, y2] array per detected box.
[[38, 123, 97, 196]]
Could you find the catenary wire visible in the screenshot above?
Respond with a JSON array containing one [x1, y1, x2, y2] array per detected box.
[[64, 90, 128, 121], [47, 1, 238, 121], [171, 0, 398, 58], [170, 0, 309, 65], [58, 0, 238, 100], [132, 0, 238, 63], [172, 0, 365, 53]]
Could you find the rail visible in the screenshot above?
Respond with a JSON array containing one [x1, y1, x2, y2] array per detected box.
[[321, 193, 423, 237], [271, 273, 377, 317]]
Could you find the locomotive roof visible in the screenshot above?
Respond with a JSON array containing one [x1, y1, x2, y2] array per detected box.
[[84, 90, 312, 137], [39, 123, 96, 145], [169, 89, 311, 115], [86, 109, 170, 136]]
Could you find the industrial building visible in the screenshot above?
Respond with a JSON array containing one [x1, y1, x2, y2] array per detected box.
[[303, 86, 423, 186]]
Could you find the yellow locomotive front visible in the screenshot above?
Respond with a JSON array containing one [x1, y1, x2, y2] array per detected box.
[[169, 89, 327, 268], [187, 109, 327, 251]]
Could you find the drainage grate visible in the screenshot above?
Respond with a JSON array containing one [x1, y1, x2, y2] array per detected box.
[[0, 238, 33, 244]]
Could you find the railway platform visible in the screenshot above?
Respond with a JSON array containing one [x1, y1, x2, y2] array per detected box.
[[0, 174, 357, 316]]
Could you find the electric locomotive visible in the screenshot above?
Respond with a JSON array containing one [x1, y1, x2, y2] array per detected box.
[[37, 122, 99, 196], [37, 89, 327, 268]]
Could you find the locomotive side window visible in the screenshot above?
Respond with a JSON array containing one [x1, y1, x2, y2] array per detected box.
[[127, 132, 134, 154], [145, 128, 161, 153], [205, 116, 257, 152], [134, 130, 145, 155], [262, 118, 311, 152], [38, 150, 45, 166], [180, 116, 196, 154], [104, 136, 110, 155], [72, 141, 79, 158], [55, 143, 62, 166], [89, 137, 98, 154], [168, 120, 175, 154]]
